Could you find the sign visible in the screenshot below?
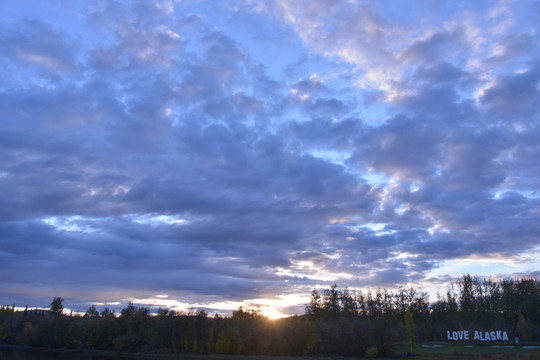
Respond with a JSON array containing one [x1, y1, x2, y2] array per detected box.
[[446, 330, 509, 342]]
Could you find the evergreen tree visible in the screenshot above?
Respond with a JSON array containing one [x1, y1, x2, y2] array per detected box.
[[49, 297, 64, 315], [85, 305, 99, 318]]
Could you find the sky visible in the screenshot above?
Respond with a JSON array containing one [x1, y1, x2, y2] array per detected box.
[[1, 0, 540, 318]]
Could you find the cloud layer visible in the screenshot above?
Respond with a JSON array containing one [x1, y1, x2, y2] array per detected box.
[[1, 0, 540, 315]]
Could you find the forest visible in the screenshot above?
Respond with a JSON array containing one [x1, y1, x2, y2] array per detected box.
[[1, 275, 539, 357]]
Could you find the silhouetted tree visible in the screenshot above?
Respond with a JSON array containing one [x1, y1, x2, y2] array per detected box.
[[306, 289, 324, 318], [101, 307, 115, 317], [2, 275, 539, 355], [85, 305, 99, 318], [49, 297, 64, 315], [323, 283, 340, 317]]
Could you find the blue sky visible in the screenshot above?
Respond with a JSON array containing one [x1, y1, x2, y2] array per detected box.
[[1, 0, 540, 317]]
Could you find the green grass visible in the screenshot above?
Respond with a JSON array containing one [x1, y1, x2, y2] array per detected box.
[[3, 343, 540, 360], [393, 342, 540, 359], [53, 344, 540, 360], [122, 345, 540, 360]]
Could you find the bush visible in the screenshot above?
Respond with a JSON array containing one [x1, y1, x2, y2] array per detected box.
[[365, 346, 378, 358]]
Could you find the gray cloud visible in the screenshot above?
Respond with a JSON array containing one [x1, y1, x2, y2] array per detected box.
[[399, 29, 467, 65], [481, 61, 540, 116], [0, 19, 78, 73], [1, 0, 540, 314]]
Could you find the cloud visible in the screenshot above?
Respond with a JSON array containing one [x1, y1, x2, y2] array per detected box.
[[1, 0, 540, 314], [399, 29, 467, 65], [481, 61, 540, 116], [0, 19, 78, 74]]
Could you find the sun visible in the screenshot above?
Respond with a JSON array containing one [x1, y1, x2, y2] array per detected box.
[[261, 306, 286, 320]]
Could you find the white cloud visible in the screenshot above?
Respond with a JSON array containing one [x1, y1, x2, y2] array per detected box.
[[1, 0, 539, 315]]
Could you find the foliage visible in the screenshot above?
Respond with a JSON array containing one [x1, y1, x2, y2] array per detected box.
[[49, 297, 64, 315], [404, 309, 417, 354], [85, 305, 99, 318], [1, 275, 539, 357], [365, 346, 378, 358]]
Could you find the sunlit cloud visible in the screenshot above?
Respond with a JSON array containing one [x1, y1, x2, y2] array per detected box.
[[1, 0, 539, 317], [129, 214, 188, 226]]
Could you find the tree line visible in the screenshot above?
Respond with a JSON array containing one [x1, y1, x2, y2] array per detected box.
[[0, 275, 538, 357]]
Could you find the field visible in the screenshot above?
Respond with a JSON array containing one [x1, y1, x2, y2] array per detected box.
[[3, 343, 540, 360], [392, 342, 540, 359]]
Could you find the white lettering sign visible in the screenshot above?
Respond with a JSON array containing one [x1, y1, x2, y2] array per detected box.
[[447, 330, 509, 342], [446, 330, 469, 341]]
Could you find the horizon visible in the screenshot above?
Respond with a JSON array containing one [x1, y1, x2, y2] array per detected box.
[[3, 274, 538, 319], [1, 0, 540, 319]]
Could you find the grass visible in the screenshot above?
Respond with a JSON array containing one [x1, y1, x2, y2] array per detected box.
[[393, 342, 540, 359], [88, 345, 540, 360], [42, 344, 540, 360], [3, 343, 540, 360]]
